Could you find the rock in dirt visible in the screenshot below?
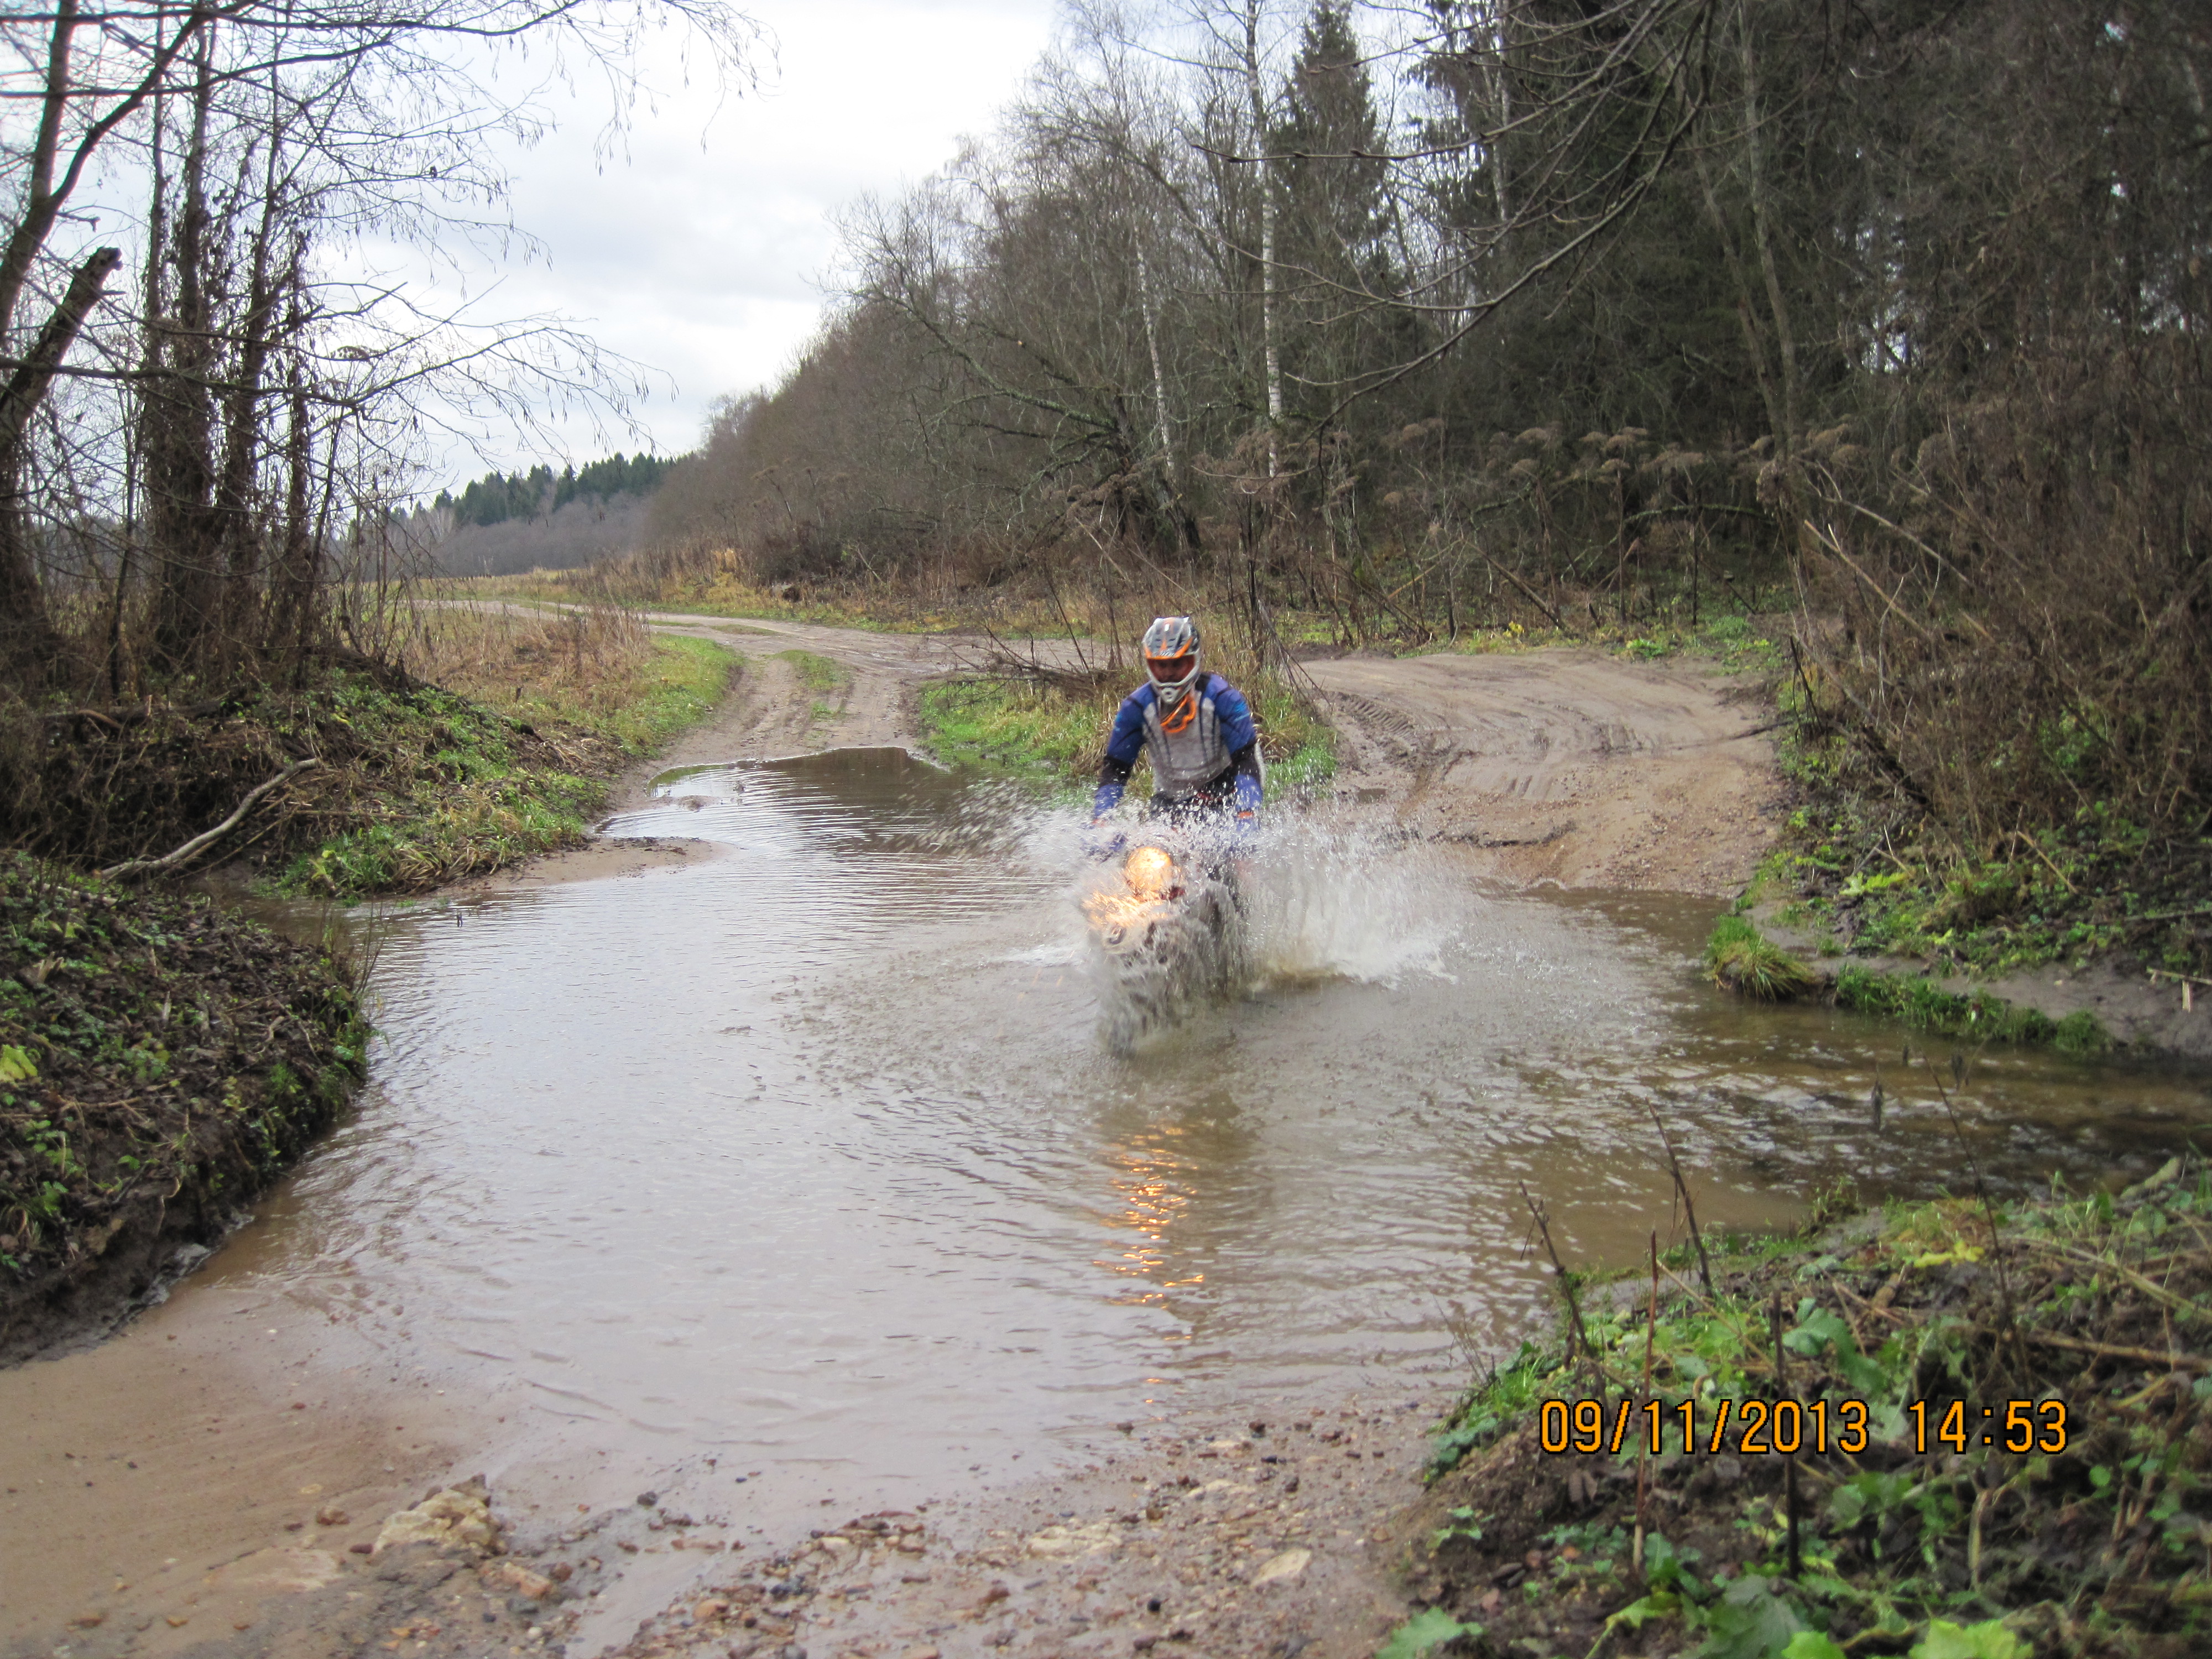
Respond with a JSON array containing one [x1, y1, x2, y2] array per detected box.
[[1024, 1521, 1120, 1557], [373, 1476, 499, 1557], [1251, 1548, 1312, 1585], [484, 1560, 556, 1601]]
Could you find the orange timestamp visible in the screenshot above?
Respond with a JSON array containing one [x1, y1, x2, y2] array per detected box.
[[1535, 1396, 2072, 1458], [1906, 1397, 2069, 1455], [1539, 1397, 1875, 1457]]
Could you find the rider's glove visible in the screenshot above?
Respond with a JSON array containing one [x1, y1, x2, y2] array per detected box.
[[1232, 770, 1262, 836], [1091, 780, 1125, 822]]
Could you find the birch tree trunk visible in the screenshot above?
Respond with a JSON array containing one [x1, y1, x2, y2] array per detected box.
[[1241, 0, 1282, 478]]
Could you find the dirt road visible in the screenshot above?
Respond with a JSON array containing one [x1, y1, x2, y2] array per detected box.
[[1299, 648, 1782, 895], [525, 612, 1783, 899]]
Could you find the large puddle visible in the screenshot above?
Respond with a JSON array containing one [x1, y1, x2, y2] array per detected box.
[[205, 749, 2212, 1511]]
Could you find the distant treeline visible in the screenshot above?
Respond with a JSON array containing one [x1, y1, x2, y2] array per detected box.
[[438, 453, 684, 530]]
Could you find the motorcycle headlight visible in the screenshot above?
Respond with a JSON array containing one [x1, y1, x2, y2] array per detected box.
[[1123, 844, 1176, 899]]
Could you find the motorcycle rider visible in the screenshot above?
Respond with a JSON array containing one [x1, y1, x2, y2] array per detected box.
[[1091, 616, 1264, 837]]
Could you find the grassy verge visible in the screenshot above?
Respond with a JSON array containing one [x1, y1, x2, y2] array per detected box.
[[2, 616, 740, 901], [416, 604, 739, 749], [277, 633, 737, 896], [1738, 675, 2211, 990], [0, 851, 367, 1359], [1699, 914, 2116, 1057], [1406, 1156, 2212, 1659], [915, 674, 1335, 797], [1832, 967, 2112, 1057], [1426, 609, 1790, 676]]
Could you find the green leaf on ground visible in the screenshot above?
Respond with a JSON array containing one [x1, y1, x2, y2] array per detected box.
[[1375, 1608, 1479, 1659], [1693, 1574, 1807, 1659], [1909, 1619, 2026, 1659]]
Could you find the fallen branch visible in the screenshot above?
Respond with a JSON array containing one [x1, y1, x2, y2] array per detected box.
[[2026, 1331, 2209, 1373], [1470, 547, 1571, 635], [97, 759, 321, 881]]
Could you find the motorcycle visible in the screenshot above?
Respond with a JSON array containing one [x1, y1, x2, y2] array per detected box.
[[1081, 831, 1247, 1050]]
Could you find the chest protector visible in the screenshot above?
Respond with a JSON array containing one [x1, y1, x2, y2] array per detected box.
[[1143, 679, 1232, 796]]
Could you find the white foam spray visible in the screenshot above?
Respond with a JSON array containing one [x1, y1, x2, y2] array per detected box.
[[1236, 813, 1463, 988]]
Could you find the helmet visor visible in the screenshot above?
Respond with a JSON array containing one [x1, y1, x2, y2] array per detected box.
[[1146, 650, 1197, 688]]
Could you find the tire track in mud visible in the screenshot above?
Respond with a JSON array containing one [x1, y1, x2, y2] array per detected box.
[[1301, 649, 1782, 896]]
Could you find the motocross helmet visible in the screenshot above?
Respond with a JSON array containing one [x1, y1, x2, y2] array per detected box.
[[1141, 615, 1201, 703]]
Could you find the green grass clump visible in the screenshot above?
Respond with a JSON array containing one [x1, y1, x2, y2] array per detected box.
[[773, 649, 849, 695], [918, 680, 1106, 780], [1704, 913, 1816, 1000], [1834, 964, 2110, 1055], [918, 675, 1335, 798]]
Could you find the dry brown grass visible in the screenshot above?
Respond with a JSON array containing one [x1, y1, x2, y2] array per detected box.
[[404, 597, 659, 735]]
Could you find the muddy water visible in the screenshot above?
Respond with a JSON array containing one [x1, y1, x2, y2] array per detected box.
[[210, 750, 2210, 1511]]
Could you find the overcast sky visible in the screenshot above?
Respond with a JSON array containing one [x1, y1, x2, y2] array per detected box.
[[431, 0, 1061, 479]]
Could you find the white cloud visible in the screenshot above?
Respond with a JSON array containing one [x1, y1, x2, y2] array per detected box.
[[416, 0, 1059, 477]]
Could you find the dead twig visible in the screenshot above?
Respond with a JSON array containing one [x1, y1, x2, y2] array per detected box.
[[2023, 1332, 2209, 1372], [1521, 1182, 1590, 1362], [96, 759, 321, 881], [1647, 1102, 1714, 1297]]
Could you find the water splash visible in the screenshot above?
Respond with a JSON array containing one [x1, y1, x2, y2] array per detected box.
[[1239, 815, 1463, 988], [1056, 804, 1465, 1047]]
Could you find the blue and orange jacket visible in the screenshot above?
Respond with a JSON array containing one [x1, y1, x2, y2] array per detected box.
[[1092, 674, 1263, 821]]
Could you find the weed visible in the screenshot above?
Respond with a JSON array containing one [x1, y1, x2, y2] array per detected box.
[[1375, 1608, 1479, 1659], [774, 649, 848, 695], [1705, 914, 1817, 1000]]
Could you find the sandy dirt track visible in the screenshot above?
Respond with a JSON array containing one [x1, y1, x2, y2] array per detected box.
[[517, 612, 1783, 900], [1300, 649, 1783, 895]]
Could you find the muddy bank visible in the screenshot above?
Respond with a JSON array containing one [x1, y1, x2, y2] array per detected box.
[[3, 674, 632, 897], [1735, 908, 2212, 1066], [0, 1260, 483, 1653], [598, 1393, 1441, 1659], [4, 1380, 1449, 1659], [0, 853, 365, 1364]]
